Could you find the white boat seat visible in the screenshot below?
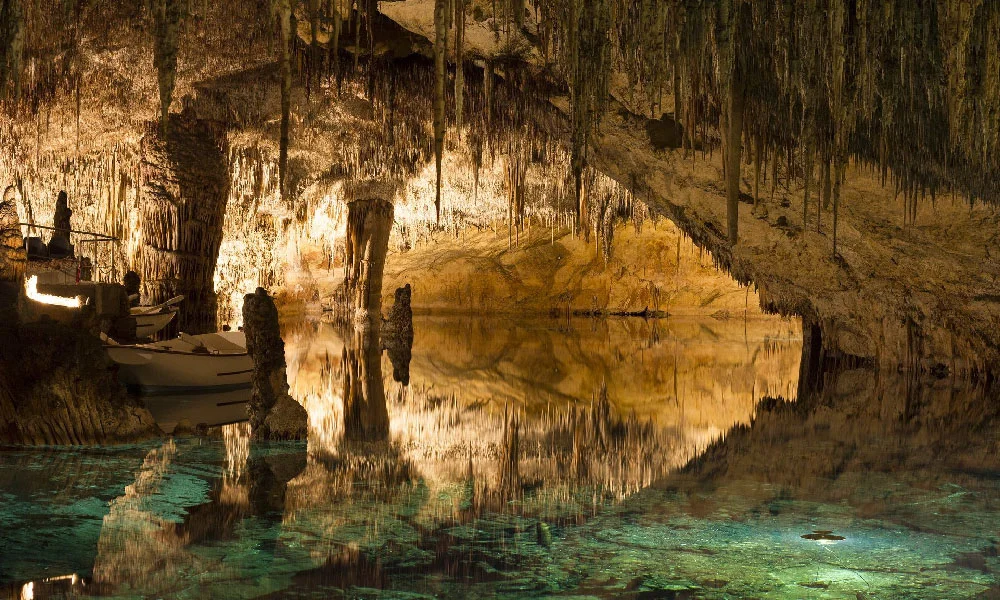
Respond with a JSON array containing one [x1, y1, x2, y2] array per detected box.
[[177, 332, 246, 355]]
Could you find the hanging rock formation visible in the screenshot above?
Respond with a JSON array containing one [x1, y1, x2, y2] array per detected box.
[[138, 114, 230, 334], [242, 287, 307, 440]]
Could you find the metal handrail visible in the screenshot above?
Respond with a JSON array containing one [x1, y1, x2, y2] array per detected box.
[[18, 223, 119, 243]]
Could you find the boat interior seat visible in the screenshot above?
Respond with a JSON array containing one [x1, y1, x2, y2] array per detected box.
[[178, 332, 246, 355]]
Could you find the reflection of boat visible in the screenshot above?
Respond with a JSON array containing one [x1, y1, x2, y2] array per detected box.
[[130, 295, 183, 338], [104, 331, 253, 394], [141, 388, 251, 433]]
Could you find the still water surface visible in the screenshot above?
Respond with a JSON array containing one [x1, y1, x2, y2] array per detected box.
[[1, 316, 998, 598]]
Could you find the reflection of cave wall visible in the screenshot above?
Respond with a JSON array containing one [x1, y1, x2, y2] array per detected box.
[[682, 370, 1000, 507], [138, 115, 229, 333]]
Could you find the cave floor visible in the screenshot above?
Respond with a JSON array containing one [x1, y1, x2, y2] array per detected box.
[[1, 316, 998, 599]]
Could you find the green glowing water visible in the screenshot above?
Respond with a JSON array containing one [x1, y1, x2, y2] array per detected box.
[[1, 317, 997, 598]]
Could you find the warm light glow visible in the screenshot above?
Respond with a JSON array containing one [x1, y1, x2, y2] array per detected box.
[[24, 276, 82, 308], [20, 582, 33, 600]]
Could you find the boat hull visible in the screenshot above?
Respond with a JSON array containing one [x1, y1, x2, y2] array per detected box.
[[106, 346, 253, 395]]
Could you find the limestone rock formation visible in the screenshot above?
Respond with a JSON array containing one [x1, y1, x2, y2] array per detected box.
[[0, 186, 25, 282], [343, 198, 394, 327], [242, 287, 307, 440], [0, 319, 161, 445], [49, 190, 73, 258], [139, 114, 229, 334]]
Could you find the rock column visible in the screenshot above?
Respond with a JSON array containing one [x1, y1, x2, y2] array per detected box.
[[139, 114, 229, 334], [343, 198, 394, 327], [243, 287, 307, 440]]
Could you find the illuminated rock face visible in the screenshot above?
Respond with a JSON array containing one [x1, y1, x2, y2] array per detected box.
[[343, 198, 394, 325], [1, 0, 997, 375], [0, 189, 25, 283]]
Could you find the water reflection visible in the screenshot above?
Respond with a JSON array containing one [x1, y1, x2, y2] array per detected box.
[[6, 316, 999, 598]]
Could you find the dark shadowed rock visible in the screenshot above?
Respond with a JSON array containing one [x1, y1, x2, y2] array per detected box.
[[0, 318, 161, 445], [243, 287, 307, 440]]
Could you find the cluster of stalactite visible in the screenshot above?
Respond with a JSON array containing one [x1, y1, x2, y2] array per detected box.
[[522, 1, 1000, 249], [0, 138, 143, 282]]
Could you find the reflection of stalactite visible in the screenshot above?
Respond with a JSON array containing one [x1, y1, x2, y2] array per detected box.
[[343, 324, 388, 442], [497, 407, 520, 497]]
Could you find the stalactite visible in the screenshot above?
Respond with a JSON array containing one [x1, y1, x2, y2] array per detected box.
[[0, 0, 25, 101], [308, 0, 321, 94], [725, 68, 744, 244], [432, 0, 447, 224], [454, 0, 465, 135], [276, 0, 292, 198], [151, 0, 182, 132]]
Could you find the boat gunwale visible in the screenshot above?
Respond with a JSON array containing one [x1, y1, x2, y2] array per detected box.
[[104, 344, 248, 358]]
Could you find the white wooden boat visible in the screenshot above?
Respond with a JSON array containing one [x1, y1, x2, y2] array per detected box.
[[105, 331, 253, 394], [130, 296, 183, 338]]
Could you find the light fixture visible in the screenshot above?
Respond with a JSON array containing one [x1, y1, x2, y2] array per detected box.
[[24, 275, 83, 308]]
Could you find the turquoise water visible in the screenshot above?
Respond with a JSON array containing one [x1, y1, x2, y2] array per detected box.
[[1, 317, 998, 598]]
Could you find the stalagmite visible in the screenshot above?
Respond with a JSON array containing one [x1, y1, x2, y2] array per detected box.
[[382, 283, 413, 385], [0, 187, 26, 283], [242, 287, 307, 440]]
